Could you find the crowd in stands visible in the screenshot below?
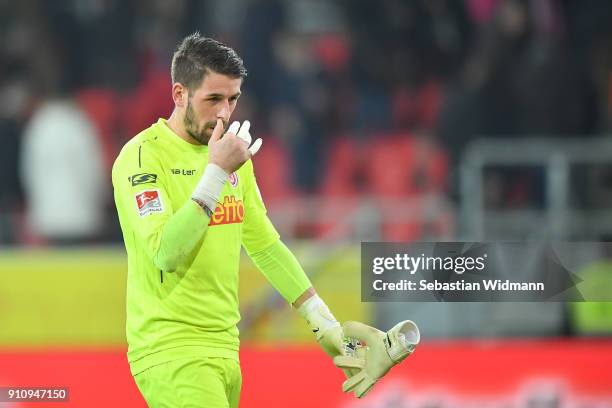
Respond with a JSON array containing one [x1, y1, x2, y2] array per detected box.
[[1, 0, 612, 244]]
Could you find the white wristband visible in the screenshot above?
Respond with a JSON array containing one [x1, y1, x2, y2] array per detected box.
[[192, 163, 229, 213], [297, 294, 340, 339]]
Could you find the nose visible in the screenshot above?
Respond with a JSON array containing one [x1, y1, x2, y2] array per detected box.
[[217, 100, 231, 122]]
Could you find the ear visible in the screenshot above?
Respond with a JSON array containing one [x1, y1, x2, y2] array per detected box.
[[172, 83, 188, 108]]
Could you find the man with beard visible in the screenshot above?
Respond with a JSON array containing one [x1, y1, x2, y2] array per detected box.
[[111, 33, 346, 407], [113, 33, 420, 407]]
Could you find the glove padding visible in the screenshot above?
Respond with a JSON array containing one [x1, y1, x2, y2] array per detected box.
[[333, 320, 420, 398]]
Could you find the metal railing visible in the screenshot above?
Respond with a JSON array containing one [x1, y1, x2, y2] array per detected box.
[[460, 137, 612, 240]]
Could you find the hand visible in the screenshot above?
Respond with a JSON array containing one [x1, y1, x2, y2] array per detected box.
[[316, 323, 363, 384], [295, 293, 361, 380], [231, 120, 262, 155], [314, 322, 344, 359], [208, 119, 262, 173], [333, 320, 420, 398]]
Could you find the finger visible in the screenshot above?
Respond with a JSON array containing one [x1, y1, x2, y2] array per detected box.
[[333, 355, 365, 370], [341, 367, 359, 379], [227, 121, 240, 136], [356, 379, 377, 398], [237, 120, 252, 144], [210, 119, 225, 142], [342, 371, 365, 393], [342, 321, 384, 345], [248, 138, 262, 156]]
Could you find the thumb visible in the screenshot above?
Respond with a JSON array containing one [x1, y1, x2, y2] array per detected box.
[[209, 119, 224, 143], [342, 321, 384, 346]]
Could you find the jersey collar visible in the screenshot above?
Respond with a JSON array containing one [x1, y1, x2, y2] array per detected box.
[[156, 118, 209, 153]]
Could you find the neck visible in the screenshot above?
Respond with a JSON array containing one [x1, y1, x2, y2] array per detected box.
[[166, 110, 200, 145]]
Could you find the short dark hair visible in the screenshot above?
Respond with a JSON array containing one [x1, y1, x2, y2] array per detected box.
[[171, 32, 247, 90]]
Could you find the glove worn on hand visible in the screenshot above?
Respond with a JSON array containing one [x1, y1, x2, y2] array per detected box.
[[229, 120, 262, 156], [333, 320, 420, 398], [297, 294, 344, 358], [296, 295, 363, 381]]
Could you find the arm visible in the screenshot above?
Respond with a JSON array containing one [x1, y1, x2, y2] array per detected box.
[[248, 240, 345, 358], [152, 163, 226, 272], [292, 287, 316, 308], [112, 149, 226, 272], [113, 119, 252, 272], [240, 156, 344, 358]]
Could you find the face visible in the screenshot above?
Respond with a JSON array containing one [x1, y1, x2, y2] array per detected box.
[[180, 71, 242, 145]]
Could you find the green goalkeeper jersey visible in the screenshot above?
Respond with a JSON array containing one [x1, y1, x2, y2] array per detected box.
[[112, 118, 280, 375]]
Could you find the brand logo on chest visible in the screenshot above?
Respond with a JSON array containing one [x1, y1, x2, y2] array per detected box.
[[171, 168, 196, 176]]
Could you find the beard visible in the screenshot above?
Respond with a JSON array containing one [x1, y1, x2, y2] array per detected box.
[[183, 100, 221, 145]]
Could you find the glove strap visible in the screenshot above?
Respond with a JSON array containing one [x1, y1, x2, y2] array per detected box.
[[385, 320, 420, 363], [297, 294, 340, 340]]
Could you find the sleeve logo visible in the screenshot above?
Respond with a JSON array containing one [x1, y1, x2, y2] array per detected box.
[[135, 189, 164, 216], [129, 173, 157, 186]]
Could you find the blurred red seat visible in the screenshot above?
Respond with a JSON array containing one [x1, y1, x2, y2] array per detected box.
[[251, 135, 297, 204], [75, 88, 120, 172], [315, 137, 362, 238], [121, 71, 174, 140], [391, 80, 443, 131], [365, 132, 449, 240], [320, 137, 363, 197], [365, 132, 448, 197], [311, 34, 350, 73]]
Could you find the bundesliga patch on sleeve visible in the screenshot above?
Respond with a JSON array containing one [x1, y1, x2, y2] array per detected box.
[[135, 189, 164, 216]]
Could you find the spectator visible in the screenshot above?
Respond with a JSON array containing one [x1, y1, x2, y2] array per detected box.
[[20, 98, 107, 245]]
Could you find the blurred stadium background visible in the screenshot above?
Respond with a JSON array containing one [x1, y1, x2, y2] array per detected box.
[[1, 0, 612, 407]]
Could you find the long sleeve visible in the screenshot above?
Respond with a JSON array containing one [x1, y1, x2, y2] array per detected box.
[[112, 141, 211, 272], [249, 239, 313, 304]]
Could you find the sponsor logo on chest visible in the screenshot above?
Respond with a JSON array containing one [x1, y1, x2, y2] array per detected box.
[[209, 195, 244, 226]]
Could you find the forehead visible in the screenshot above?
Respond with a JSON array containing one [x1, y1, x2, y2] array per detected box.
[[191, 71, 242, 97]]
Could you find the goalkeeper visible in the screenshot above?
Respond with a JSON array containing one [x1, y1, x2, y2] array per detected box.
[[112, 33, 347, 407], [113, 32, 419, 407]]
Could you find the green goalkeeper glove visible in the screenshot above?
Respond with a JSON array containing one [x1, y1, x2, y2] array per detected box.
[[333, 320, 420, 398]]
